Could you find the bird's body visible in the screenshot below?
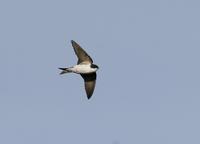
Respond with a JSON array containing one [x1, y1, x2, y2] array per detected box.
[[61, 64, 98, 74], [59, 40, 99, 99]]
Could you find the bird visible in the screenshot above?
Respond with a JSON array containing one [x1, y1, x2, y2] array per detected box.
[[59, 40, 99, 99]]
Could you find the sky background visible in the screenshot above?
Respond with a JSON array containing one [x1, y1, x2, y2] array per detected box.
[[1, 0, 200, 144]]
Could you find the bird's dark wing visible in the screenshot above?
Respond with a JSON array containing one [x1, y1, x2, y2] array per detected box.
[[81, 72, 96, 99], [71, 40, 93, 64]]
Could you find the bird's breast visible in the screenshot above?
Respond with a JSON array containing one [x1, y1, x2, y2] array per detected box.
[[73, 64, 96, 74]]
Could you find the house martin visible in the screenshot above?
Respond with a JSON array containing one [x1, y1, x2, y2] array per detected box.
[[59, 40, 99, 99]]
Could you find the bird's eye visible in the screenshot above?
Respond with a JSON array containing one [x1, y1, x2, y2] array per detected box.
[[91, 64, 98, 69]]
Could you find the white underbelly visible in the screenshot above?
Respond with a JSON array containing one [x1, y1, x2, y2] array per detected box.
[[71, 64, 96, 74]]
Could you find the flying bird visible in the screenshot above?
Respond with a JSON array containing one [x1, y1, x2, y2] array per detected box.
[[59, 40, 99, 99]]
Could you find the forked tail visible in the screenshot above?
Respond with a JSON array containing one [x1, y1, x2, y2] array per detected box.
[[59, 68, 72, 75]]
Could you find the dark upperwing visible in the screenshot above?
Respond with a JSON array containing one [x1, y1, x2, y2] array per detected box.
[[80, 72, 96, 99], [71, 40, 93, 64]]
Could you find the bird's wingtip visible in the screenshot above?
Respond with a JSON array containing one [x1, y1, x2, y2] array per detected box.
[[87, 94, 92, 100], [71, 40, 75, 44]]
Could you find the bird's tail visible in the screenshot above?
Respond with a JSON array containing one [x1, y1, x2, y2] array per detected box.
[[59, 68, 72, 75]]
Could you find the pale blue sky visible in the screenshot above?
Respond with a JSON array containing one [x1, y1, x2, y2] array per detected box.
[[1, 0, 200, 144]]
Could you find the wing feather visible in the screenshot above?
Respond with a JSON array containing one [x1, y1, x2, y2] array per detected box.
[[81, 73, 96, 99], [71, 40, 93, 64]]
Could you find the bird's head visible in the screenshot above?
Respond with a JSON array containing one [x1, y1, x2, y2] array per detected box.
[[91, 64, 99, 71]]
